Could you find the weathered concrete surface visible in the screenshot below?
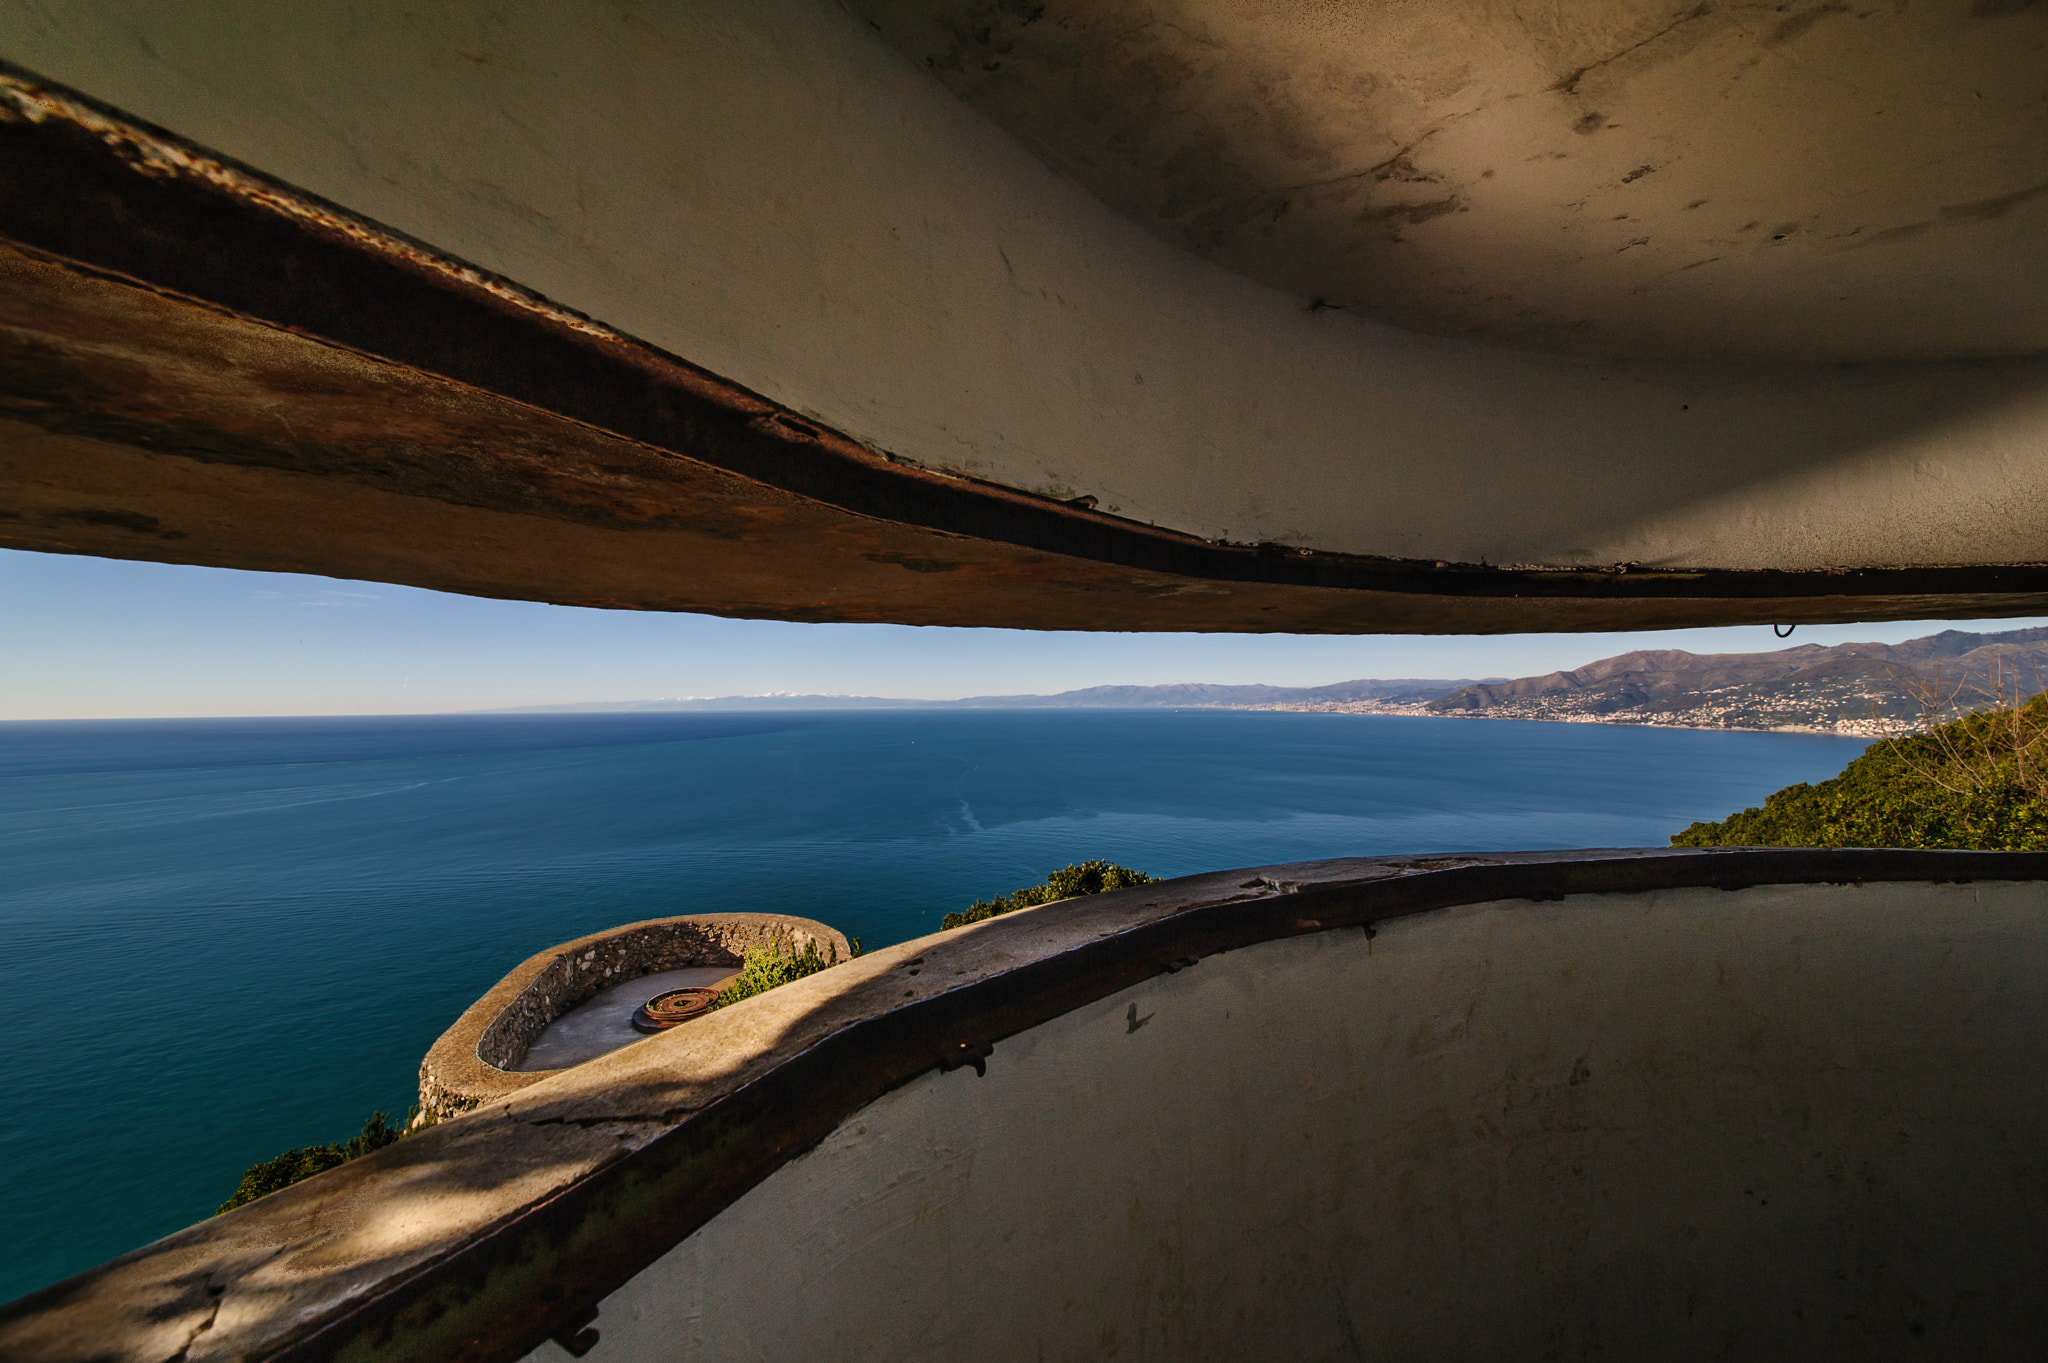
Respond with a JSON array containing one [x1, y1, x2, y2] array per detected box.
[[0, 1, 2046, 621], [20, 233, 2033, 634], [421, 913, 849, 1120], [2, 850, 2046, 1362], [592, 874, 2048, 1360], [862, 0, 2048, 363]]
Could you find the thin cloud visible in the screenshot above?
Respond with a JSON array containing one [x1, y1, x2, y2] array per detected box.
[[293, 591, 380, 608]]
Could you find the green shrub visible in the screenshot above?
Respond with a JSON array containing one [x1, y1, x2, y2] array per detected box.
[[217, 1110, 404, 1214], [1673, 695, 2048, 850], [941, 860, 1156, 930], [710, 936, 859, 1009]]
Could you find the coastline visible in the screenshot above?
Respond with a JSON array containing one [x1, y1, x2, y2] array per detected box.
[[1228, 699, 1910, 739]]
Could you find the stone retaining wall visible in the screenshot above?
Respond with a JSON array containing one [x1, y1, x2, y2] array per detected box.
[[419, 913, 850, 1119]]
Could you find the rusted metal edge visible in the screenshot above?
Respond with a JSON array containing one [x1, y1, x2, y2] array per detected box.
[[3, 60, 2048, 608], [75, 846, 2028, 1363]]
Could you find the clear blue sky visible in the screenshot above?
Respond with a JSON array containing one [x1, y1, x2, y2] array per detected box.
[[5, 548, 2044, 720]]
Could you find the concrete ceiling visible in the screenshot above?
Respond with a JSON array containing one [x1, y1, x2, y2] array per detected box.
[[5, 0, 2048, 631], [855, 0, 2048, 362]]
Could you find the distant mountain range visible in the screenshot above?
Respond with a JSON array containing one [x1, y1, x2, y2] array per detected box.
[[485, 678, 1496, 714], [484, 627, 2048, 735], [1417, 627, 2048, 734], [950, 678, 1495, 708]]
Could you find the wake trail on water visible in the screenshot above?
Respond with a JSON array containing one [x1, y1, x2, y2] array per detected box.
[[182, 778, 456, 821], [0, 779, 465, 843], [950, 757, 984, 834]]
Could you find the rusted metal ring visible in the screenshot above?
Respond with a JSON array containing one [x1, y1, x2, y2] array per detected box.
[[631, 987, 721, 1033]]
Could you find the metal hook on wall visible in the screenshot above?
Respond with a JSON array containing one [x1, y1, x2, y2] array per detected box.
[[1773, 624, 1796, 638]]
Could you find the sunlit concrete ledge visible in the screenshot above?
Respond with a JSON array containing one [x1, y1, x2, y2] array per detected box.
[[4, 847, 2048, 1361]]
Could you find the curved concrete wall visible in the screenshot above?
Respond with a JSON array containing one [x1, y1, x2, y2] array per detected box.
[[421, 913, 850, 1120], [554, 880, 2048, 1360], [6, 852, 2045, 1362], [1, 0, 2045, 577]]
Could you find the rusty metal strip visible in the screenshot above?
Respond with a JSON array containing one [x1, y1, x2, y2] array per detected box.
[[3, 61, 2048, 611]]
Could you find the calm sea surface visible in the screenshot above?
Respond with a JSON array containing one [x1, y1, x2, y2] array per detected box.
[[0, 709, 1869, 1301]]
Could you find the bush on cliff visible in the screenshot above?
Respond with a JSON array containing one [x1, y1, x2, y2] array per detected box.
[[1672, 696, 2048, 850], [941, 860, 1156, 930], [710, 935, 860, 1010], [217, 1110, 405, 1214]]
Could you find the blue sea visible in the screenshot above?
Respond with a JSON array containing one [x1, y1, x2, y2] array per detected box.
[[0, 709, 1869, 1302]]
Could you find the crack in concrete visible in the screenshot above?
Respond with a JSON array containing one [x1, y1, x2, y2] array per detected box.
[[1262, 109, 1480, 204], [163, 1281, 225, 1363], [1194, 112, 1481, 246], [1552, 3, 1717, 96], [1941, 179, 2048, 221]]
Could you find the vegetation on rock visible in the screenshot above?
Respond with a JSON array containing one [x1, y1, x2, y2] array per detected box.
[[217, 1110, 405, 1214], [941, 860, 1156, 930], [710, 935, 860, 1010], [1673, 695, 2048, 850]]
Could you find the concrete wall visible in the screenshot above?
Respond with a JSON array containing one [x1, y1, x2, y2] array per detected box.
[[2, 0, 2045, 576], [551, 880, 2048, 1360], [9, 854, 2047, 1363]]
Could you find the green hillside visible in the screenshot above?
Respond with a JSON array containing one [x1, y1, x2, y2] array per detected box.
[[1673, 697, 2048, 850]]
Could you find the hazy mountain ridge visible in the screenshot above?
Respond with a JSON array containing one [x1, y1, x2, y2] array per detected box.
[[482, 678, 1498, 714], [946, 678, 1491, 708], [1416, 628, 2048, 734], [479, 628, 2048, 733]]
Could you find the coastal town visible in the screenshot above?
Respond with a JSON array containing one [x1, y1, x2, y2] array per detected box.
[[1240, 627, 2048, 737], [1245, 687, 1919, 737]]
